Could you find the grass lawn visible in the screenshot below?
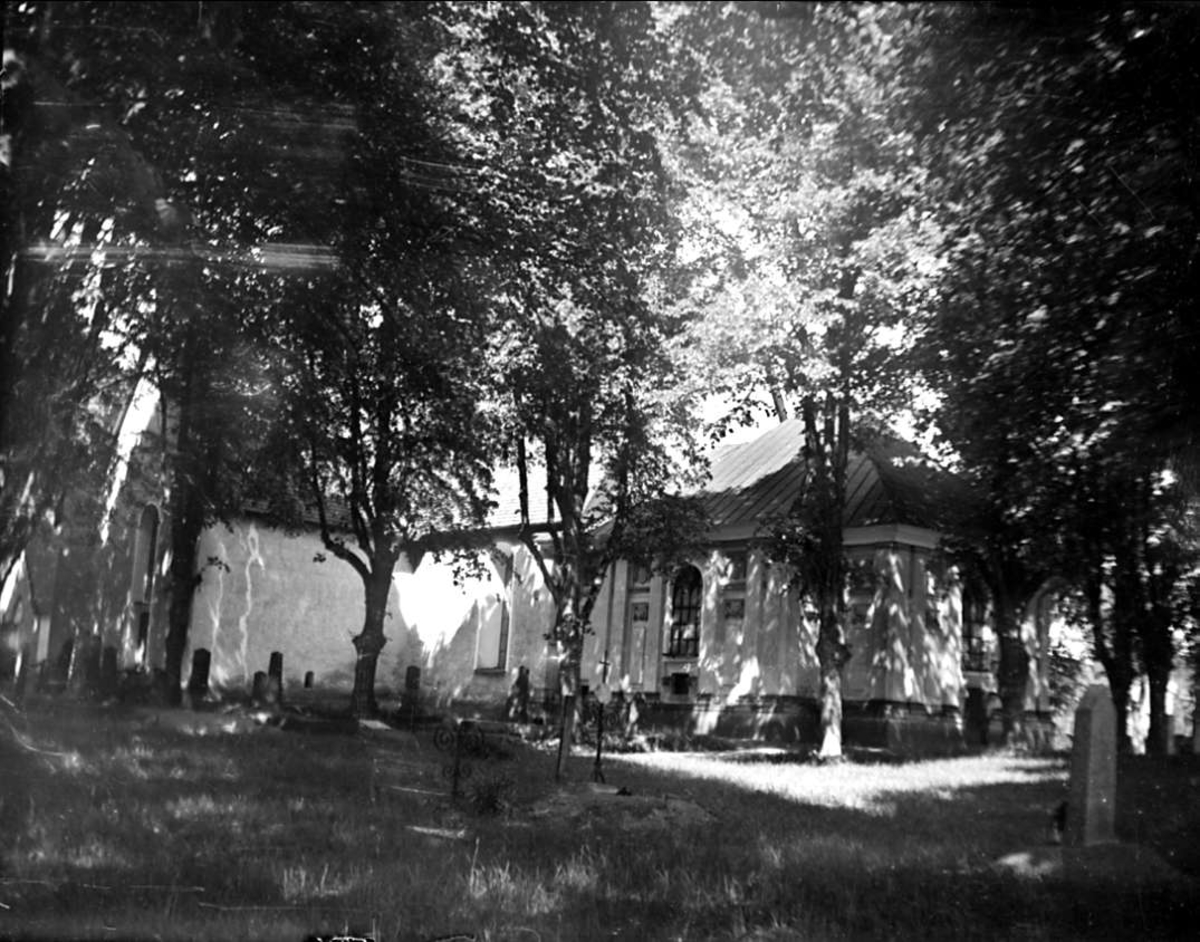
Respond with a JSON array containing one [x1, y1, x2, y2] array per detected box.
[[2, 702, 1198, 942]]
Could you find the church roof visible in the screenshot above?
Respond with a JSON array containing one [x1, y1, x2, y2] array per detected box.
[[249, 422, 960, 543], [702, 419, 958, 532]]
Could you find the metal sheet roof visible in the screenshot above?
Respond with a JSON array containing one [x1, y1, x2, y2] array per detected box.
[[701, 419, 956, 532]]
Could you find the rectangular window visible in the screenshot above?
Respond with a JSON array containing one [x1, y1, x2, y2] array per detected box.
[[727, 551, 747, 586], [962, 586, 990, 672], [627, 561, 653, 647], [716, 551, 747, 648], [475, 593, 509, 671], [476, 552, 513, 672], [667, 566, 702, 657]]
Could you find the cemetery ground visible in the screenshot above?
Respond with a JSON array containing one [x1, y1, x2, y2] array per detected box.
[[2, 702, 1198, 942]]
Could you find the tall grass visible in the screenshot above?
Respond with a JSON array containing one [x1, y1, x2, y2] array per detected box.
[[1, 704, 1196, 941]]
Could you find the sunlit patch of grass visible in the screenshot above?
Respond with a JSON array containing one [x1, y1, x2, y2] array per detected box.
[[467, 859, 559, 915], [612, 750, 1068, 813], [276, 862, 361, 901], [555, 848, 600, 892]]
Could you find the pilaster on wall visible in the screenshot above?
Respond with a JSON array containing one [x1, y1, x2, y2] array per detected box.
[[869, 545, 915, 704]]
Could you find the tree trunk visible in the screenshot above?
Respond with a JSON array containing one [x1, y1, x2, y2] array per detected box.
[[996, 629, 1030, 746], [163, 473, 206, 707], [816, 612, 848, 759], [1145, 671, 1171, 756], [555, 621, 583, 780], [350, 566, 394, 717], [1139, 608, 1175, 756], [989, 580, 1031, 748], [817, 651, 844, 758]]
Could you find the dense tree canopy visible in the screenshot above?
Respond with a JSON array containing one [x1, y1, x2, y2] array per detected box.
[[910, 3, 1200, 747], [5, 0, 1199, 745]]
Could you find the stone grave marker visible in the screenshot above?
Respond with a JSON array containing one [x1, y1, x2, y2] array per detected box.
[[100, 645, 119, 697], [401, 665, 421, 721], [1065, 684, 1117, 847], [187, 648, 211, 703], [268, 651, 284, 704]]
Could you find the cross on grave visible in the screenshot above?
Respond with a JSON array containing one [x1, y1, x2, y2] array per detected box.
[[1065, 684, 1117, 847]]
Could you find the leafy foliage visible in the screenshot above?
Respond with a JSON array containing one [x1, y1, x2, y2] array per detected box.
[[662, 2, 945, 757], [913, 3, 1200, 746], [435, 2, 706, 748]]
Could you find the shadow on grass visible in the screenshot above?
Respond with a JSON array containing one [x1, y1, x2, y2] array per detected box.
[[3, 705, 1199, 942]]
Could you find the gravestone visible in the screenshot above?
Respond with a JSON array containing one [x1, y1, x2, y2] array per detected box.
[[100, 645, 119, 697], [251, 670, 268, 703], [1065, 684, 1117, 847], [400, 665, 421, 720], [187, 648, 211, 703], [304, 670, 314, 689], [71, 634, 102, 695], [268, 651, 284, 704]]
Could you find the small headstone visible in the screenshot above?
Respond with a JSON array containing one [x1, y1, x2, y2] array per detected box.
[[100, 645, 119, 696], [304, 670, 314, 689], [1065, 684, 1117, 847], [187, 648, 211, 703], [401, 665, 421, 719], [268, 651, 284, 703], [71, 634, 103, 695], [251, 670, 268, 703]]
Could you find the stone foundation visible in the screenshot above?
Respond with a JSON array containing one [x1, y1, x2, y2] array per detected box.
[[842, 700, 965, 756]]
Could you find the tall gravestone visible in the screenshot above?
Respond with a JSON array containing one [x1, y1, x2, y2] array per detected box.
[[401, 665, 421, 720], [187, 648, 211, 704], [1065, 684, 1117, 847], [267, 651, 284, 706], [100, 645, 119, 697]]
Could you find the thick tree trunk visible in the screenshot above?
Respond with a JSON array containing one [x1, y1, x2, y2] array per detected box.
[[163, 477, 206, 707], [350, 565, 394, 717], [816, 612, 848, 759], [989, 581, 1031, 748], [1145, 671, 1171, 756], [996, 630, 1030, 746], [1139, 610, 1175, 755], [817, 658, 844, 758], [555, 621, 583, 780]]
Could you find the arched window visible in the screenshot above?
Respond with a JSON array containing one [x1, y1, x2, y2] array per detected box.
[[666, 565, 702, 658]]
